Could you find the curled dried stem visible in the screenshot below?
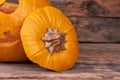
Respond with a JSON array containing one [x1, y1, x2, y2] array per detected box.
[[42, 28, 66, 54]]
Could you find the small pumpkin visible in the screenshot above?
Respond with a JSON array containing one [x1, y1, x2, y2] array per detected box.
[[0, 0, 51, 62], [21, 6, 79, 71]]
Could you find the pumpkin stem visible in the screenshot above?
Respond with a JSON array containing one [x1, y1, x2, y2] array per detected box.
[[42, 28, 66, 54]]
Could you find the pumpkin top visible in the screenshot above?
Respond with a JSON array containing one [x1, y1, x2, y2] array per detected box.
[[21, 6, 79, 71]]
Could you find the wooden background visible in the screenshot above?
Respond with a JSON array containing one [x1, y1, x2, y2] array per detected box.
[[1, 0, 120, 79], [7, 0, 120, 42], [51, 0, 120, 43]]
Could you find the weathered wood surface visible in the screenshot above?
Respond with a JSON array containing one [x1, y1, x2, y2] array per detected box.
[[79, 43, 120, 64], [51, 0, 120, 42], [0, 43, 120, 79], [6, 0, 120, 17], [51, 0, 120, 17], [0, 63, 120, 80], [72, 18, 120, 42]]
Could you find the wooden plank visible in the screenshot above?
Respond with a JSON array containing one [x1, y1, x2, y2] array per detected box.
[[0, 63, 120, 79], [0, 43, 120, 79], [51, 0, 120, 17], [6, 0, 120, 17], [69, 17, 120, 42], [79, 43, 120, 64], [4, 0, 120, 42]]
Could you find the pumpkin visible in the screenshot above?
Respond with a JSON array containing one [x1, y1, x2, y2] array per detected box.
[[0, 0, 5, 5], [0, 2, 18, 14], [0, 0, 51, 62], [21, 6, 79, 71]]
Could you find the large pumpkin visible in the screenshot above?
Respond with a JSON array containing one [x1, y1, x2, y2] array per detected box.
[[0, 0, 5, 5], [21, 6, 79, 71], [0, 0, 51, 62]]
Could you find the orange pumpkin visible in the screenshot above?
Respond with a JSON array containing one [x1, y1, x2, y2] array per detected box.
[[0, 2, 18, 14], [21, 6, 79, 71], [0, 0, 5, 5], [0, 0, 51, 62]]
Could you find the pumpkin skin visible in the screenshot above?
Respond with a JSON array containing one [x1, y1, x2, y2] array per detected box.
[[21, 6, 79, 71], [0, 0, 51, 62], [0, 0, 5, 5], [0, 2, 18, 14]]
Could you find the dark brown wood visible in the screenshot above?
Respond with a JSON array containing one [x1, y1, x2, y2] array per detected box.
[[51, 0, 120, 42], [71, 18, 120, 42], [51, 0, 120, 17], [0, 43, 120, 79], [6, 0, 120, 17]]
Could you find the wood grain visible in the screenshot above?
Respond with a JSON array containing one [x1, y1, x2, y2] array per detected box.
[[79, 43, 120, 64], [0, 63, 120, 79], [71, 18, 120, 42], [6, 0, 120, 17], [0, 43, 120, 79], [51, 0, 120, 17], [52, 0, 120, 42]]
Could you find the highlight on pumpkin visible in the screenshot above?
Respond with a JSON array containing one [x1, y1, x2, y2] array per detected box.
[[21, 6, 79, 71], [0, 2, 18, 14], [0, 0, 51, 62], [0, 0, 5, 5]]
